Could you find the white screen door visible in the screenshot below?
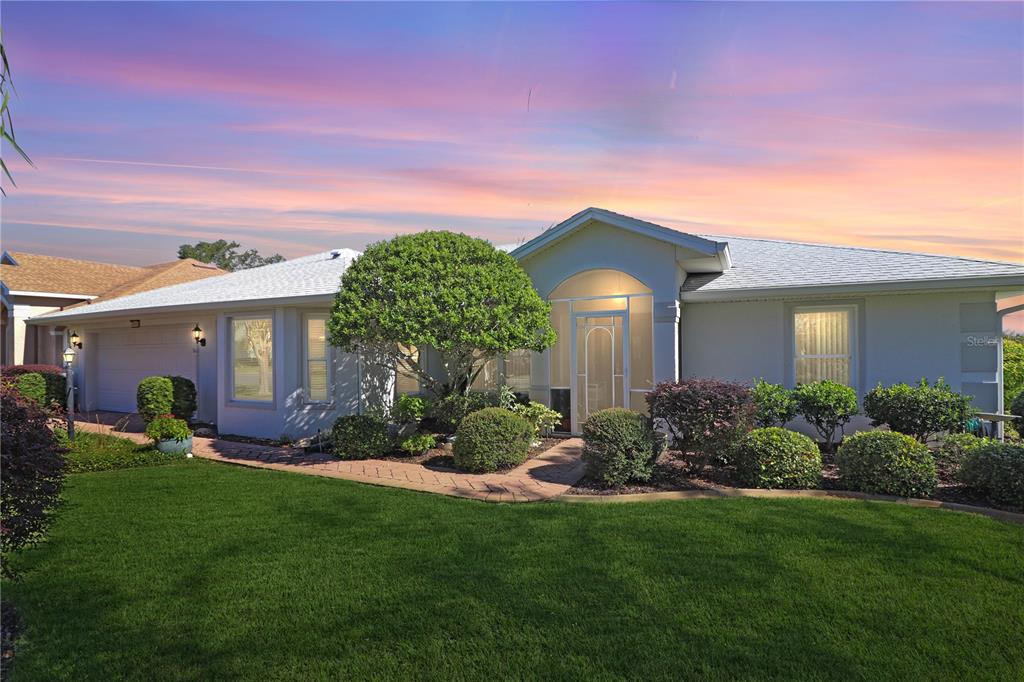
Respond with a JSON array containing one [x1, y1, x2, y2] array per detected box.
[[573, 313, 627, 431]]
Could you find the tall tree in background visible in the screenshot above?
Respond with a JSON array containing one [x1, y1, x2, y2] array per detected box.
[[178, 239, 285, 272], [1, 27, 34, 195]]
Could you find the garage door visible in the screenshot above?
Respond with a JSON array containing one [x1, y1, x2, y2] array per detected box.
[[95, 326, 197, 413]]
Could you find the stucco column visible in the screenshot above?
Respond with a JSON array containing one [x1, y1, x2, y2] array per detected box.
[[653, 299, 680, 384]]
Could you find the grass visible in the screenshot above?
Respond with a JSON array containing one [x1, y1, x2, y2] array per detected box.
[[61, 431, 185, 473], [5, 461, 1024, 681]]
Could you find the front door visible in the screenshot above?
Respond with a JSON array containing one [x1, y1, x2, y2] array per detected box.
[[572, 313, 627, 432]]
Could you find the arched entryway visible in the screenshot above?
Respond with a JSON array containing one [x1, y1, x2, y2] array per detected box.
[[547, 269, 653, 432]]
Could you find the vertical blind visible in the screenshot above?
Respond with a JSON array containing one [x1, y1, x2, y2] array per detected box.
[[306, 317, 329, 402], [794, 309, 852, 386]]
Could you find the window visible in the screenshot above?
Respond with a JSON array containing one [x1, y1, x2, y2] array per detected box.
[[305, 315, 330, 402], [505, 349, 532, 395], [395, 344, 420, 396], [794, 307, 854, 387], [231, 317, 273, 402]]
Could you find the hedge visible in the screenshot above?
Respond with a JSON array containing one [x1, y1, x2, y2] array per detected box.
[[330, 414, 391, 460], [958, 443, 1024, 508], [452, 407, 532, 473], [733, 427, 821, 489], [581, 408, 662, 487], [836, 431, 937, 498]]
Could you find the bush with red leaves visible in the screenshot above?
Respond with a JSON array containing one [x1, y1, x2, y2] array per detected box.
[[646, 379, 754, 473], [1, 384, 66, 577]]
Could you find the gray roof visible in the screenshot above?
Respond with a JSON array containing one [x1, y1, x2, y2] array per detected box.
[[683, 235, 1024, 297], [35, 248, 360, 321]]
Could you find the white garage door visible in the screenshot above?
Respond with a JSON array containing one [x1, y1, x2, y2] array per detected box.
[[95, 326, 197, 413]]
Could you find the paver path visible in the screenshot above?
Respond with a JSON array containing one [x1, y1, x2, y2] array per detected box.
[[75, 419, 584, 503]]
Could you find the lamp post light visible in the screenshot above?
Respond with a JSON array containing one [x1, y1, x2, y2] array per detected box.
[[69, 330, 82, 349], [192, 324, 206, 347], [62, 344, 76, 442], [192, 324, 204, 420]]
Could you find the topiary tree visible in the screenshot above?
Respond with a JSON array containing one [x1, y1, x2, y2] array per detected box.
[[793, 380, 859, 453], [136, 376, 174, 423], [750, 379, 797, 428], [863, 378, 974, 443], [328, 231, 556, 399], [1, 384, 66, 577]]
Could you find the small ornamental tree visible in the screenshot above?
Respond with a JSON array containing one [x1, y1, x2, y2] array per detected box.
[[328, 231, 556, 398], [1, 384, 66, 577], [793, 380, 858, 453], [750, 379, 797, 428], [863, 378, 974, 443]]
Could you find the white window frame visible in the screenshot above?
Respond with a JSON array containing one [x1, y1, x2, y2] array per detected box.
[[792, 304, 858, 390], [229, 313, 275, 405], [303, 313, 333, 405]]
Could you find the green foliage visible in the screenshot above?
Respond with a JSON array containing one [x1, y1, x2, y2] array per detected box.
[[452, 407, 532, 473], [581, 408, 662, 487], [958, 443, 1024, 508], [1010, 391, 1024, 431], [836, 431, 937, 498], [751, 379, 797, 428], [2, 365, 67, 408], [935, 432, 991, 474], [394, 394, 427, 425], [65, 431, 185, 473], [328, 231, 555, 397], [15, 372, 47, 405], [144, 416, 192, 442], [427, 391, 500, 433], [330, 414, 391, 460], [733, 427, 822, 489], [136, 376, 174, 423], [399, 433, 437, 456], [177, 239, 284, 271], [1, 33, 34, 195], [1003, 335, 1024, 410], [166, 375, 197, 420], [499, 386, 561, 440], [793, 380, 859, 452], [863, 378, 974, 442]]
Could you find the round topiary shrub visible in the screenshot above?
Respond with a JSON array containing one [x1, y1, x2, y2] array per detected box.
[[581, 408, 661, 487], [733, 427, 822, 489], [15, 372, 48, 406], [137, 376, 174, 423], [452, 407, 531, 473], [330, 414, 391, 460], [836, 431, 938, 498], [958, 443, 1024, 508]]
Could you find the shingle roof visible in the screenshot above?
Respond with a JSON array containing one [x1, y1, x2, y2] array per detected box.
[[682, 235, 1024, 296], [35, 249, 360, 321], [0, 252, 224, 298]]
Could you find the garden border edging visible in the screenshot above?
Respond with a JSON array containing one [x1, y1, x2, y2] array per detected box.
[[560, 487, 1024, 526]]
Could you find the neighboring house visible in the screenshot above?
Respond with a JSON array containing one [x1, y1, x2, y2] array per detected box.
[[28, 208, 1024, 439], [1, 251, 223, 366]]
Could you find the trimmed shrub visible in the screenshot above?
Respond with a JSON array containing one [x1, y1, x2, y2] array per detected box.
[[863, 378, 974, 442], [1, 364, 66, 408], [452, 407, 532, 473], [935, 432, 990, 474], [427, 391, 500, 434], [836, 431, 937, 498], [793, 380, 859, 452], [330, 414, 391, 460], [64, 431, 185, 473], [646, 379, 754, 472], [733, 427, 822, 489], [751, 379, 797, 428], [399, 432, 437, 456], [137, 376, 174, 423], [581, 408, 662, 487], [394, 394, 427, 425], [144, 415, 192, 443], [0, 384, 66, 577], [166, 375, 197, 420], [15, 372, 47, 406], [958, 443, 1024, 508], [1010, 391, 1024, 431]]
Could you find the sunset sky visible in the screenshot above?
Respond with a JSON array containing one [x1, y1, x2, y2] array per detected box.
[[2, 2, 1021, 275]]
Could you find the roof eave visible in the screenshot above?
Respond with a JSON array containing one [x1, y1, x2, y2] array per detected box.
[[681, 274, 1024, 302]]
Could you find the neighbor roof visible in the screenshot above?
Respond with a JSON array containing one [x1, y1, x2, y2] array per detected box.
[[1, 252, 224, 299], [683, 235, 1024, 300], [34, 249, 360, 322]]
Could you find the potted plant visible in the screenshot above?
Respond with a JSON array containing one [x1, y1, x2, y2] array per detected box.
[[145, 414, 194, 457]]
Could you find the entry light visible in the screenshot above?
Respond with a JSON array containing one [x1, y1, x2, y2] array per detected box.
[[192, 324, 206, 347], [70, 330, 82, 349], [62, 345, 76, 366]]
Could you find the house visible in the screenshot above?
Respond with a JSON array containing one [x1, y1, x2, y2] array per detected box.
[[27, 208, 1024, 439], [1, 251, 223, 366]]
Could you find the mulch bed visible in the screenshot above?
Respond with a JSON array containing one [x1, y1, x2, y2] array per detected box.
[[381, 436, 564, 471], [568, 449, 1021, 514]]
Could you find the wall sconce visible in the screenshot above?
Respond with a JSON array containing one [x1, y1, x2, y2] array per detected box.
[[69, 330, 83, 349], [192, 324, 206, 347]]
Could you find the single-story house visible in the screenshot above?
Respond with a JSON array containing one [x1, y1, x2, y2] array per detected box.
[[28, 208, 1024, 439], [1, 250, 223, 366]]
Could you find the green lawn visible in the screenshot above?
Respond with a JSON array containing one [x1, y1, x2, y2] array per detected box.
[[5, 461, 1023, 681]]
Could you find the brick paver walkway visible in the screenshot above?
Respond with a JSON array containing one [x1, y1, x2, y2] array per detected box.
[[76, 419, 584, 503]]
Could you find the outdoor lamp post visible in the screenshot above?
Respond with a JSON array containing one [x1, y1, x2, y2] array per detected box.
[[192, 324, 206, 346], [62, 344, 76, 442]]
